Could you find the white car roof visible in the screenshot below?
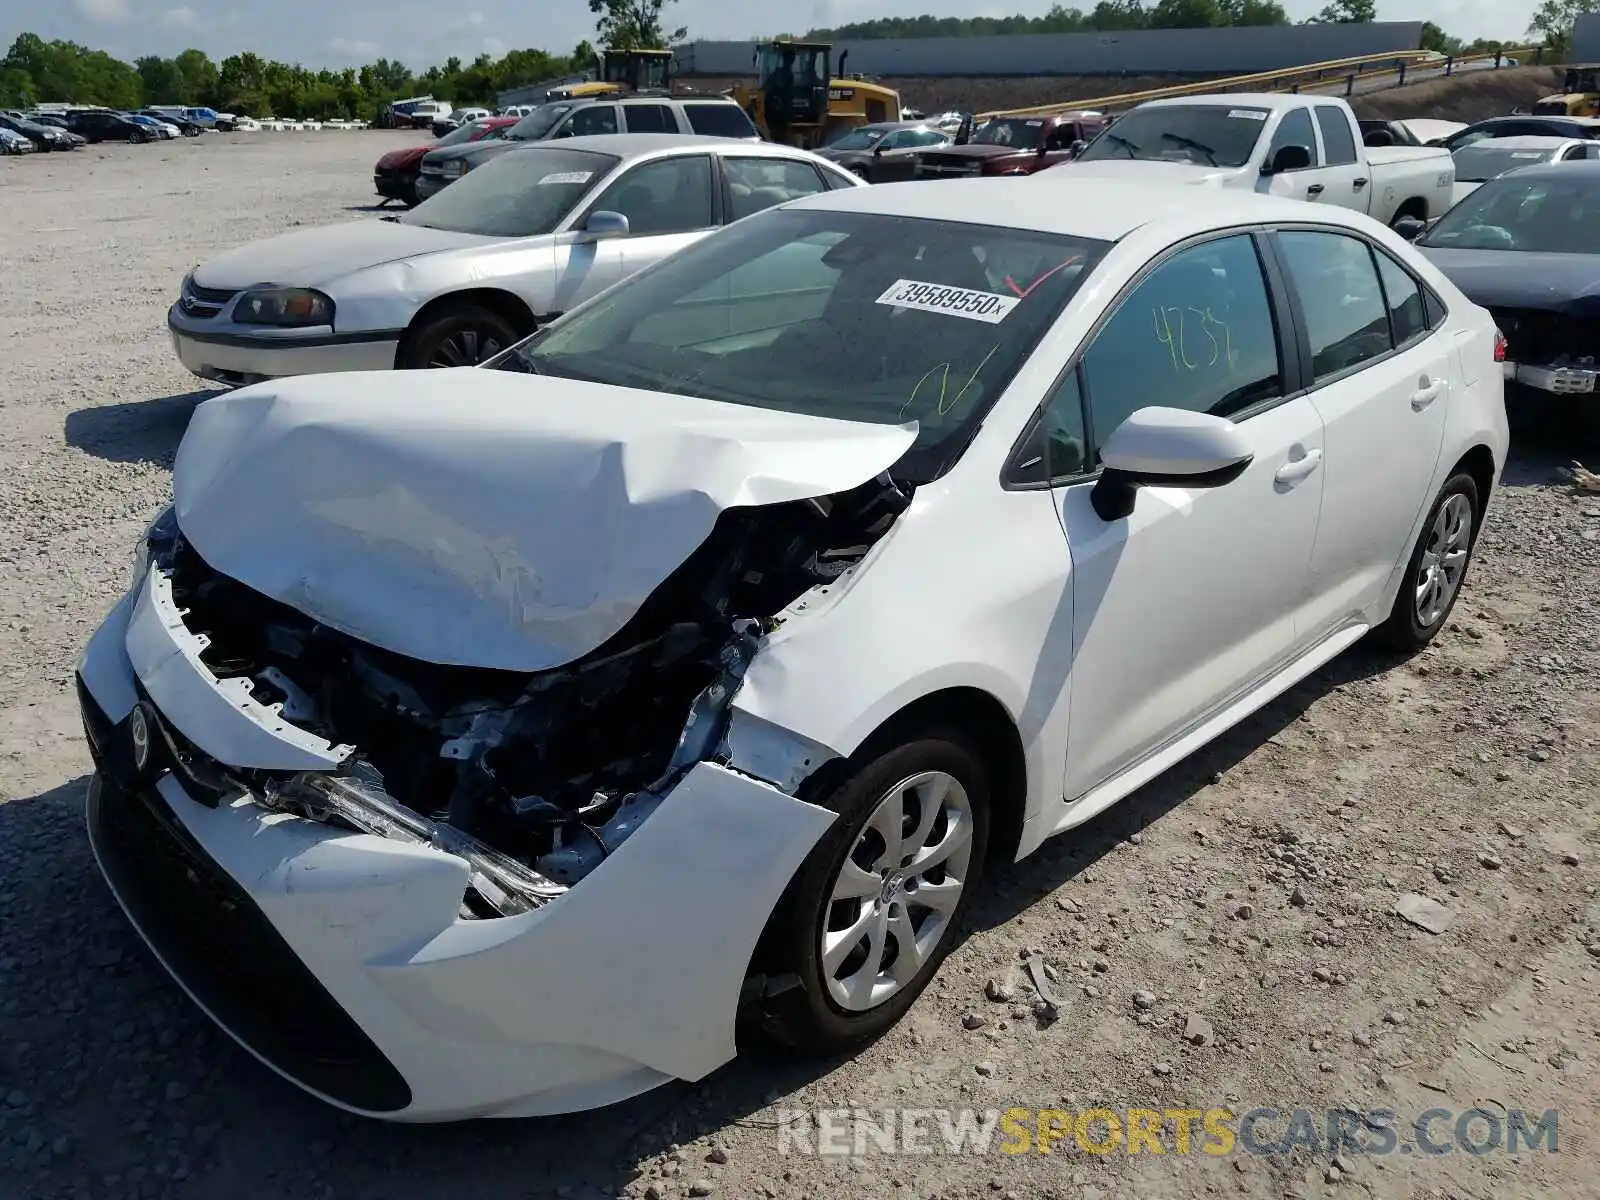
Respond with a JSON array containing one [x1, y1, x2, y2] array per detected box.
[[785, 175, 1374, 243], [538, 133, 806, 161], [1138, 92, 1326, 111], [1461, 135, 1580, 150]]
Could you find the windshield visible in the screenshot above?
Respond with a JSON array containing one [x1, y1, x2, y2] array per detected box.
[[491, 208, 1110, 483], [826, 127, 890, 151], [1452, 144, 1558, 182], [399, 148, 618, 238], [437, 120, 494, 147], [1076, 104, 1268, 167], [972, 118, 1045, 149], [508, 103, 573, 140], [1420, 174, 1600, 253]]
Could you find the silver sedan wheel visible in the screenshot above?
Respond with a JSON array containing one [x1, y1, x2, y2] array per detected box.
[[821, 770, 975, 1012], [1415, 491, 1473, 628]]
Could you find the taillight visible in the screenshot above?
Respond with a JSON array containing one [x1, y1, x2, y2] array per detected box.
[[1493, 328, 1507, 362]]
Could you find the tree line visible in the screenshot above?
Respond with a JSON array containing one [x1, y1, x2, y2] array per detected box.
[[0, 0, 1547, 123]]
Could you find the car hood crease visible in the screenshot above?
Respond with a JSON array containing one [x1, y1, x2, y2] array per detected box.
[[192, 220, 494, 290], [171, 371, 918, 672]]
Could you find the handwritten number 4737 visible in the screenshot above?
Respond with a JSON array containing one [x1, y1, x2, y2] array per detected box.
[[1153, 305, 1233, 372]]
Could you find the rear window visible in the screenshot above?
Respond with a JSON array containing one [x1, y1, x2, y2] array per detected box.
[[684, 103, 758, 138], [1452, 144, 1557, 182], [400, 148, 619, 238]]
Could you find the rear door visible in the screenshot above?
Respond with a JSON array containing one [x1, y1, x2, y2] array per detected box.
[[1269, 227, 1453, 637], [621, 103, 676, 133]]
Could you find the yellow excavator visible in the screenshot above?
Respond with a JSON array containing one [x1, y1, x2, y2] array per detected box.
[[1533, 64, 1600, 116], [545, 49, 676, 102], [733, 40, 901, 148]]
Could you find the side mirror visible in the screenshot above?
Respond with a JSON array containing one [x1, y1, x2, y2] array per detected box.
[[1392, 215, 1427, 241], [872, 143, 885, 156], [579, 210, 629, 240], [1262, 143, 1312, 175], [579, 210, 629, 241], [1089, 407, 1254, 521], [1068, 139, 1087, 156]]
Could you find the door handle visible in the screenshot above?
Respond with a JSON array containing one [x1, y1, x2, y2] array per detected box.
[[1353, 177, 1368, 188], [1274, 448, 1322, 485], [1411, 376, 1447, 410], [1306, 183, 1325, 196]]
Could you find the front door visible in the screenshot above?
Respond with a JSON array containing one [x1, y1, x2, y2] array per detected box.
[[1260, 105, 1327, 202], [1050, 232, 1327, 798], [1270, 228, 1453, 636]]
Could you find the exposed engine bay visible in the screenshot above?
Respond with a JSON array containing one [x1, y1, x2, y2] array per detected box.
[[154, 473, 910, 913]]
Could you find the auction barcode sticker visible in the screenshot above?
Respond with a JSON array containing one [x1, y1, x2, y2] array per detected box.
[[875, 279, 1020, 323], [538, 171, 593, 185], [1228, 109, 1268, 120]]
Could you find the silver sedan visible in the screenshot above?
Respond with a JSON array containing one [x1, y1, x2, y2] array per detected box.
[[167, 134, 865, 383]]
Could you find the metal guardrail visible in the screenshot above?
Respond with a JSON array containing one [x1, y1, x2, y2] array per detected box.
[[979, 45, 1548, 121]]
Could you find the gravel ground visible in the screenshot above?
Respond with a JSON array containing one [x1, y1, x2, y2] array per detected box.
[[2, 131, 1599, 1200]]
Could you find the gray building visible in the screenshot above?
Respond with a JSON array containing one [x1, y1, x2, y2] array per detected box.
[[672, 22, 1425, 78], [1573, 13, 1600, 62]]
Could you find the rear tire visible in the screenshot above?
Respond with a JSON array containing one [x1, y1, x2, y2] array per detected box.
[[1372, 472, 1481, 652], [754, 731, 990, 1054], [398, 302, 521, 369]]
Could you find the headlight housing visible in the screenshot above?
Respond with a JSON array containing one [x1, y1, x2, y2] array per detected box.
[[440, 159, 467, 176], [128, 505, 179, 593], [233, 287, 335, 327]]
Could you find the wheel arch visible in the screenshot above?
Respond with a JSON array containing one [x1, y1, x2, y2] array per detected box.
[[1391, 196, 1430, 224], [794, 685, 1030, 868], [1450, 442, 1498, 523], [394, 288, 540, 366]]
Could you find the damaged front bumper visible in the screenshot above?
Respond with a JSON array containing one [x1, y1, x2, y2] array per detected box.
[[76, 573, 838, 1120]]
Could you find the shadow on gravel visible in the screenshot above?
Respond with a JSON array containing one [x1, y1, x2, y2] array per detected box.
[[1500, 413, 1600, 488], [64, 390, 214, 469]]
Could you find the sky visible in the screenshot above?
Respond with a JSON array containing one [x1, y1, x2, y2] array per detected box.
[[0, 0, 1538, 73]]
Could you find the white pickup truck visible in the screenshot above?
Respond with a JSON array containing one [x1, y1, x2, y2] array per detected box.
[[1059, 93, 1455, 227]]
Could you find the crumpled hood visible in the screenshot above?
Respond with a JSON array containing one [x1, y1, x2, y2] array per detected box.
[[192, 220, 494, 290], [1051, 160, 1237, 186], [171, 370, 918, 672], [1419, 247, 1600, 311]]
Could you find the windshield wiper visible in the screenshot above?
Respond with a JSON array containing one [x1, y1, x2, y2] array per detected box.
[[1159, 132, 1217, 165], [1097, 132, 1140, 158]]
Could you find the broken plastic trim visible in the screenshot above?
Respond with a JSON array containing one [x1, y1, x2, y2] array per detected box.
[[262, 772, 568, 915]]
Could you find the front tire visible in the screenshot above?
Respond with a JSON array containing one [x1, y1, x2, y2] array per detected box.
[[756, 732, 990, 1053], [1373, 472, 1481, 651], [398, 302, 520, 369]]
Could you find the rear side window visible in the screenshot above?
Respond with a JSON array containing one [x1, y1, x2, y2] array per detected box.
[[1371, 247, 1442, 346], [1276, 231, 1391, 379], [565, 105, 619, 136], [1314, 106, 1358, 165], [685, 103, 758, 138], [623, 104, 675, 133], [725, 157, 828, 220]]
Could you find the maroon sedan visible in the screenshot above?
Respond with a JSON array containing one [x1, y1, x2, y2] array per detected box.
[[373, 117, 517, 206]]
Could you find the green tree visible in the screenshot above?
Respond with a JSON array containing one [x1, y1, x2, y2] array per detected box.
[[1306, 0, 1375, 22], [136, 55, 184, 104], [1148, 0, 1227, 29], [174, 48, 219, 105], [1219, 0, 1288, 24], [589, 0, 687, 50], [1528, 0, 1599, 55]]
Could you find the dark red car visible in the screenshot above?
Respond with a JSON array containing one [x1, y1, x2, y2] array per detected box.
[[912, 111, 1106, 179], [373, 117, 517, 205]]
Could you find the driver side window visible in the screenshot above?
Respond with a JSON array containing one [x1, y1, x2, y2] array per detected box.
[[1079, 235, 1283, 463], [585, 155, 714, 235], [1267, 107, 1319, 168]]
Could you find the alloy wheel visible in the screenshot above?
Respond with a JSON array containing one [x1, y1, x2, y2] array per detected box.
[[1415, 491, 1473, 627], [821, 770, 974, 1012], [428, 328, 504, 368]]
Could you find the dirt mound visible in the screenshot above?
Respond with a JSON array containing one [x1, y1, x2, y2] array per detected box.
[[1351, 66, 1565, 123]]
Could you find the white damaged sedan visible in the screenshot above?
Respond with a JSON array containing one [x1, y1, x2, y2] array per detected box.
[[79, 177, 1506, 1121]]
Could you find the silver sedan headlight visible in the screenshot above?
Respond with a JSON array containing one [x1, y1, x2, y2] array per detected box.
[[233, 288, 336, 327], [128, 506, 178, 592]]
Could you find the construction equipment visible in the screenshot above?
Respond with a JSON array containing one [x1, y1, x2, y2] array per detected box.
[[1533, 65, 1600, 116], [733, 39, 901, 148], [545, 49, 675, 102]]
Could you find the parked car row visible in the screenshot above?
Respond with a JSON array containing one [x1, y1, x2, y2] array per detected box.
[[0, 105, 249, 153], [94, 108, 1521, 1128]]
